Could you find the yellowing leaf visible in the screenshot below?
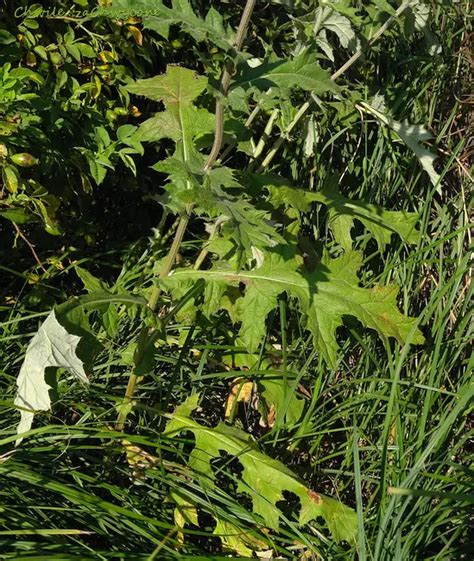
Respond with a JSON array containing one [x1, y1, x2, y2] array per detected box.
[[225, 378, 254, 418], [165, 395, 357, 543], [122, 439, 158, 482], [14, 311, 88, 440], [127, 25, 143, 46], [122, 439, 158, 468], [171, 489, 199, 543], [213, 518, 268, 556]]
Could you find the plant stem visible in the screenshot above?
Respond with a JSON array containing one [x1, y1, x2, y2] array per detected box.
[[257, 1, 414, 171], [218, 101, 262, 163], [115, 0, 258, 431], [204, 0, 257, 170], [115, 212, 190, 431], [191, 2, 415, 303], [253, 108, 279, 158], [13, 224, 47, 274]]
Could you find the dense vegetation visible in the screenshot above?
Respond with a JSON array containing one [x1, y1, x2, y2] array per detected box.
[[0, 1, 472, 559]]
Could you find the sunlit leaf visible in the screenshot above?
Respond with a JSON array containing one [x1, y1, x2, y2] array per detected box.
[[166, 395, 358, 543], [162, 249, 424, 365], [14, 311, 88, 440], [263, 175, 421, 250]]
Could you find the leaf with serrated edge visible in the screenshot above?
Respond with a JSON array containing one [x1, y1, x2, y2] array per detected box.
[[125, 0, 234, 50], [14, 310, 87, 440], [126, 65, 207, 105], [155, 157, 283, 253], [136, 106, 214, 143], [162, 249, 424, 365], [127, 66, 210, 161], [314, 6, 358, 50], [264, 177, 420, 251], [233, 50, 339, 96], [165, 395, 357, 543]]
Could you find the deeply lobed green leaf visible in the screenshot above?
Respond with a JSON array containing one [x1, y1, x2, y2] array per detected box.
[[163, 248, 424, 365], [263, 175, 421, 250], [166, 394, 358, 543]]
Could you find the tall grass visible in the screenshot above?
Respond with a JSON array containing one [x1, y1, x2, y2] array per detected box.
[[0, 1, 472, 559]]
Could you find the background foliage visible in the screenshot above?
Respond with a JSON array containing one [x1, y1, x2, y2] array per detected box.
[[0, 0, 472, 559]]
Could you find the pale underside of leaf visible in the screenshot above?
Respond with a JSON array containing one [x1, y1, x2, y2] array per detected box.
[[313, 6, 358, 59], [14, 310, 87, 439], [360, 101, 441, 192]]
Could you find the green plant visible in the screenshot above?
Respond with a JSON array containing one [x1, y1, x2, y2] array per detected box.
[[2, 0, 472, 559]]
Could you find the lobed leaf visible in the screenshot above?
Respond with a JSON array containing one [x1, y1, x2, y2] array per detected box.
[[136, 106, 214, 144], [165, 395, 358, 543], [126, 0, 234, 50], [14, 311, 88, 440], [126, 65, 207, 105], [312, 5, 359, 61], [232, 50, 339, 97], [162, 249, 424, 365], [263, 175, 421, 250], [155, 157, 283, 254]]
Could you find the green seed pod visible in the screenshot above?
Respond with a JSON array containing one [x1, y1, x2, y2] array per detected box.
[[106, 109, 117, 122], [45, 223, 61, 236], [0, 143, 8, 159], [114, 107, 128, 116], [10, 153, 39, 167], [26, 51, 37, 67]]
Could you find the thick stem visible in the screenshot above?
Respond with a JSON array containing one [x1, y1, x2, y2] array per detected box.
[[115, 213, 189, 431], [115, 0, 258, 431], [204, 0, 257, 170]]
